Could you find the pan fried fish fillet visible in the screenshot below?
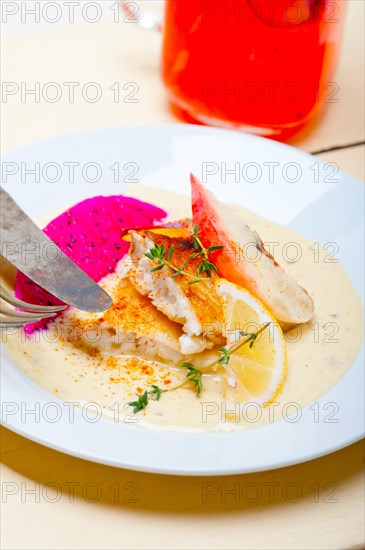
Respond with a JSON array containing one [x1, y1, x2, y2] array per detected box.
[[125, 230, 224, 353], [100, 278, 184, 362]]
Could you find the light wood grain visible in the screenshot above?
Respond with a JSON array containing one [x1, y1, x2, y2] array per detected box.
[[1, 427, 364, 550]]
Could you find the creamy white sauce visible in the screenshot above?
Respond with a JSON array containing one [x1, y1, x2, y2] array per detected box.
[[3, 187, 363, 432]]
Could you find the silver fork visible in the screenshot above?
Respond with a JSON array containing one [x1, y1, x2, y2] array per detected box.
[[0, 284, 66, 330]]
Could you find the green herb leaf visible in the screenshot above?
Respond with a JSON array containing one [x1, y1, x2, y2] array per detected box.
[[239, 331, 258, 348], [218, 347, 231, 365], [180, 362, 203, 395], [128, 391, 149, 413], [150, 264, 165, 272], [187, 278, 202, 285], [189, 225, 222, 278], [168, 245, 175, 261], [207, 245, 224, 252], [149, 385, 162, 401]]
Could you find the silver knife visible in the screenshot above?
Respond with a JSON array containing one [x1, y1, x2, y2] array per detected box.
[[0, 188, 112, 312]]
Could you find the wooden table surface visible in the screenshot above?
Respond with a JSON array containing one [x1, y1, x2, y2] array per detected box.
[[1, 2, 364, 549]]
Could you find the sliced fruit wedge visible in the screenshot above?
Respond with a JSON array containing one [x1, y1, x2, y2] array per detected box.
[[215, 279, 287, 406], [191, 173, 314, 324]]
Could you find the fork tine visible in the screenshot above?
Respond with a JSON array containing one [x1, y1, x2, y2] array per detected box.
[[0, 284, 67, 313], [0, 304, 57, 321], [0, 313, 54, 325]]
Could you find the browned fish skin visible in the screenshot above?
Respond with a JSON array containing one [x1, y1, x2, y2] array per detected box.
[[104, 277, 182, 346], [128, 230, 224, 349], [102, 277, 184, 362], [146, 231, 223, 326]]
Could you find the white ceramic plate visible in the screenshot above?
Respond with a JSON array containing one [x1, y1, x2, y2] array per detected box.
[[1, 125, 364, 475]]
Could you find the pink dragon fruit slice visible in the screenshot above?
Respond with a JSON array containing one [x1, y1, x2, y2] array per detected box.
[[15, 195, 166, 334]]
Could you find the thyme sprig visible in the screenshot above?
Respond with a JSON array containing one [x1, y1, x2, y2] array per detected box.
[[190, 224, 223, 278], [179, 362, 203, 395], [128, 384, 162, 413], [145, 243, 201, 285], [128, 323, 270, 413], [202, 323, 269, 373], [218, 347, 231, 365], [239, 331, 259, 349], [144, 224, 223, 284]]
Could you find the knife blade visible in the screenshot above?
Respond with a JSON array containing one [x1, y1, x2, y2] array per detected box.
[[0, 188, 113, 312]]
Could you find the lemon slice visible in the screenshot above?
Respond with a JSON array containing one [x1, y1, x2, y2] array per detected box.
[[215, 279, 287, 406]]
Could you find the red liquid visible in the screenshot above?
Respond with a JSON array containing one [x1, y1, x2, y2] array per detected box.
[[162, 0, 345, 138]]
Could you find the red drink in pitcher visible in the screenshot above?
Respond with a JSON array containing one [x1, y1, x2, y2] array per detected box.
[[162, 0, 345, 139]]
